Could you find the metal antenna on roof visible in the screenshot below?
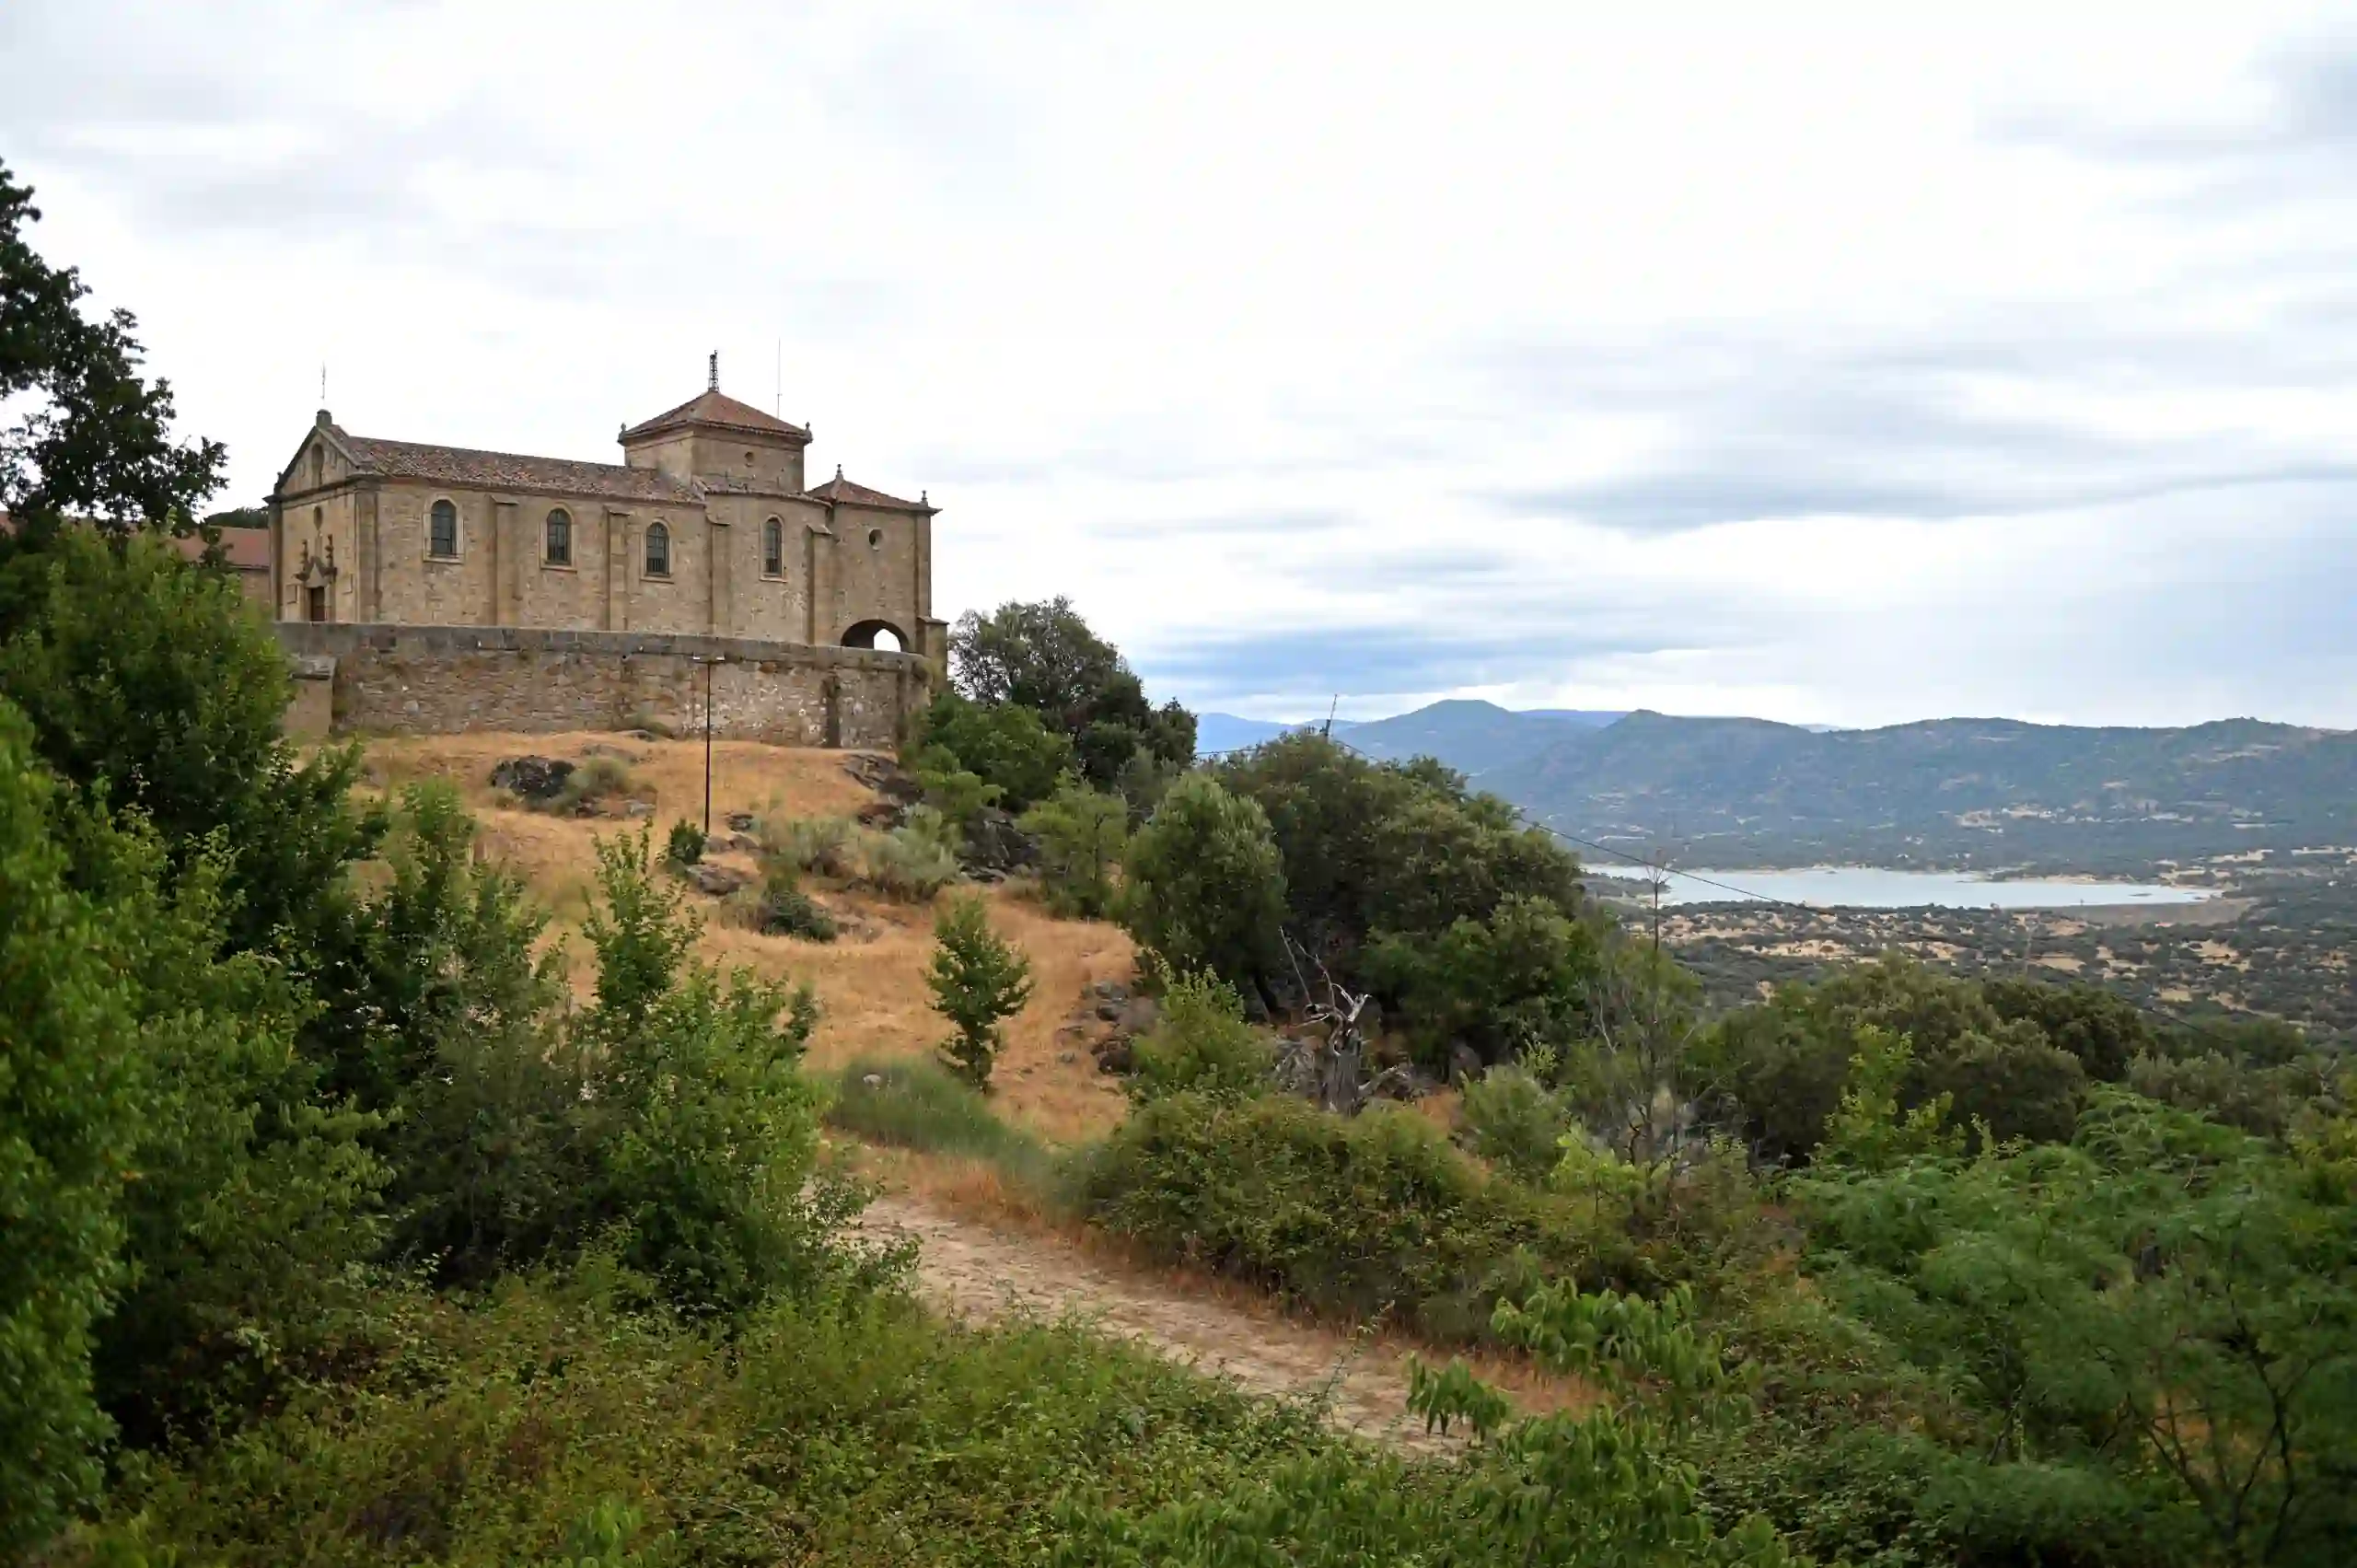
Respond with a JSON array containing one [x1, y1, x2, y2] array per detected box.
[[708, 350, 718, 392], [319, 363, 327, 403]]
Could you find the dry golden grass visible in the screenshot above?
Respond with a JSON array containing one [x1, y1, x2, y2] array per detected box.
[[359, 731, 1136, 1144]]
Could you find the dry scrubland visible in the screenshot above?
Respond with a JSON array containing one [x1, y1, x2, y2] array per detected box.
[[356, 732, 1599, 1441], [362, 731, 1137, 1143]]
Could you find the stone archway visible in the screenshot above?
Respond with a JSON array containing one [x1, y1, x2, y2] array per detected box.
[[840, 618, 908, 653]]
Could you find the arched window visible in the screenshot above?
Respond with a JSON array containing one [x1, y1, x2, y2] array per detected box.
[[644, 521, 670, 577], [545, 507, 572, 566], [429, 499, 459, 558], [763, 517, 784, 576]]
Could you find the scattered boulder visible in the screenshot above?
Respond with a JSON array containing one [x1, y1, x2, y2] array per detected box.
[[855, 797, 909, 830], [623, 800, 655, 819], [1090, 980, 1131, 1004], [726, 811, 756, 832], [842, 752, 923, 804], [1448, 1042, 1483, 1086], [1095, 998, 1124, 1023], [860, 1073, 884, 1089], [684, 862, 752, 898], [1058, 1051, 1078, 1065], [488, 756, 575, 802], [1117, 995, 1162, 1036], [1093, 1034, 1134, 1074], [958, 807, 1039, 877]]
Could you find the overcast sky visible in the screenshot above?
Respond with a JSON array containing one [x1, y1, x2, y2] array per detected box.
[[6, 2, 2354, 728]]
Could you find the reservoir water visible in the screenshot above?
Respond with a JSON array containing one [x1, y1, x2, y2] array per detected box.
[[1618, 866, 2216, 911]]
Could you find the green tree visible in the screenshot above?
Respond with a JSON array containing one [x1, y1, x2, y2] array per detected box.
[[1121, 772, 1287, 1000], [1019, 778, 1129, 918], [925, 894, 1035, 1090], [947, 598, 1195, 791], [0, 160, 224, 539], [0, 709, 138, 1553], [914, 691, 1074, 812], [578, 829, 844, 1314]]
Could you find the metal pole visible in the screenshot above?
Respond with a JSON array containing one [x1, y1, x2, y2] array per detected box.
[[702, 656, 714, 837]]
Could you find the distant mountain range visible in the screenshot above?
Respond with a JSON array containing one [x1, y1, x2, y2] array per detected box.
[[1196, 701, 1625, 766], [1195, 701, 2357, 870]]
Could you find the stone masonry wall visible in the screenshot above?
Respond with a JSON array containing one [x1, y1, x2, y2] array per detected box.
[[275, 622, 927, 748]]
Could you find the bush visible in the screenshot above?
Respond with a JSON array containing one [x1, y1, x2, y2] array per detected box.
[[1079, 1091, 1618, 1343], [742, 869, 839, 942], [756, 813, 857, 879], [860, 823, 960, 901], [553, 754, 641, 815], [664, 819, 705, 867], [1127, 970, 1273, 1105], [824, 1057, 1056, 1190], [925, 895, 1035, 1090], [576, 830, 865, 1314], [1120, 773, 1286, 997], [1366, 893, 1609, 1073], [1459, 1058, 1578, 1181], [1020, 779, 1128, 918]]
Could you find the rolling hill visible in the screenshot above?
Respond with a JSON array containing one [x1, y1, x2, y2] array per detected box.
[[1480, 712, 2357, 869]]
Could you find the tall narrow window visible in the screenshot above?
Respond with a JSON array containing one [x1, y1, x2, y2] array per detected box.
[[309, 445, 323, 488], [428, 499, 459, 558], [545, 507, 572, 565], [763, 517, 784, 576], [644, 520, 671, 577]]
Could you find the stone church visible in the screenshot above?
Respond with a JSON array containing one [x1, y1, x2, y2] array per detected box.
[[268, 363, 944, 673]]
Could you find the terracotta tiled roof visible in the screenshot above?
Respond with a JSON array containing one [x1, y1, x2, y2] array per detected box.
[[805, 470, 934, 512], [177, 528, 271, 573], [620, 390, 812, 444], [337, 431, 700, 504], [0, 511, 270, 571]]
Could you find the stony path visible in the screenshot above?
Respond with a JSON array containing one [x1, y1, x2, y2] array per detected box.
[[854, 1194, 1457, 1454]]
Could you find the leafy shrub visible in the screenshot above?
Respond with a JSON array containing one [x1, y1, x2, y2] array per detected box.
[[1120, 773, 1286, 996], [76, 1260, 1340, 1567], [1127, 970, 1273, 1104], [756, 813, 856, 879], [908, 744, 999, 841], [576, 830, 865, 1314], [664, 819, 705, 867], [1459, 1057, 1578, 1180], [538, 754, 639, 817], [730, 858, 839, 942], [824, 1057, 1056, 1190], [925, 895, 1035, 1090], [1079, 1091, 1620, 1343], [1019, 779, 1128, 918], [912, 691, 1073, 813], [860, 823, 960, 901], [1789, 1085, 2357, 1566]]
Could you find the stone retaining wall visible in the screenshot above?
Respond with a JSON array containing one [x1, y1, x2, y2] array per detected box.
[[273, 622, 928, 748]]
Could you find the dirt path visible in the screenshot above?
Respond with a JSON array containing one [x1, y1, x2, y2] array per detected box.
[[855, 1194, 1457, 1454]]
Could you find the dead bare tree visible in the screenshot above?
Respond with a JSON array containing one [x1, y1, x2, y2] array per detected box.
[[1273, 931, 1415, 1114]]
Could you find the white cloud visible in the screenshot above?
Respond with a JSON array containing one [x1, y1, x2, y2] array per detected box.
[[4, 0, 2352, 727]]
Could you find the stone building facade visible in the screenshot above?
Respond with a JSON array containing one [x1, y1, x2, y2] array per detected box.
[[266, 371, 946, 673]]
